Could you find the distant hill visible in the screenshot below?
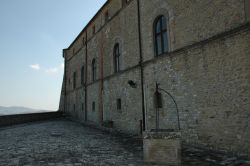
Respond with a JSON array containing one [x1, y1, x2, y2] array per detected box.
[[0, 106, 55, 116]]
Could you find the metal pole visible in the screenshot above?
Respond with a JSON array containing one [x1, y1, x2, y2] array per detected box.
[[137, 0, 146, 131], [158, 87, 181, 131], [155, 83, 160, 131]]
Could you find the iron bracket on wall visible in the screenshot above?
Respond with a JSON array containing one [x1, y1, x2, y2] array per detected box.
[[155, 82, 181, 131]]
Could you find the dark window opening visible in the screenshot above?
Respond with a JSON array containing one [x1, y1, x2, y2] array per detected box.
[[105, 11, 109, 22], [92, 102, 95, 112], [92, 59, 97, 81], [114, 43, 120, 73], [117, 98, 121, 110], [92, 25, 95, 35], [154, 15, 168, 56]]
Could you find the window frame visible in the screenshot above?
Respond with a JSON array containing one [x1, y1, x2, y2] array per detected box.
[[113, 43, 121, 73], [154, 15, 169, 56]]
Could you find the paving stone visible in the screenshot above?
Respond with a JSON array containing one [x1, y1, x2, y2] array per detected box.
[[0, 119, 249, 166]]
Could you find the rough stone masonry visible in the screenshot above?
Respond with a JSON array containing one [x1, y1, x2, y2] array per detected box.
[[59, 0, 250, 157]]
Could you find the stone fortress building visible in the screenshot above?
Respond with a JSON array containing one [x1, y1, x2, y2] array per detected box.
[[59, 0, 250, 157]]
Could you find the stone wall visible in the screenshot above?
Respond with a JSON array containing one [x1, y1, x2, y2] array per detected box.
[[87, 83, 100, 123], [143, 28, 250, 156], [59, 75, 65, 112], [140, 0, 246, 62], [103, 68, 143, 134], [0, 112, 63, 127], [63, 0, 143, 133], [61, 0, 250, 156]]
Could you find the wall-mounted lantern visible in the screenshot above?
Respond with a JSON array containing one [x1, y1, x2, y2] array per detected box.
[[128, 80, 137, 88]]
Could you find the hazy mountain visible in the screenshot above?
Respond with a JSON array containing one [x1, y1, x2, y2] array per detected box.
[[0, 106, 55, 116]]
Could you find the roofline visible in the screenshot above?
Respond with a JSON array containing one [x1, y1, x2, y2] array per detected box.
[[67, 0, 110, 50]]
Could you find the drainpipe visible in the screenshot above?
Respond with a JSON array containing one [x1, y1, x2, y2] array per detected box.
[[137, 0, 146, 132], [99, 31, 104, 124], [85, 32, 88, 121]]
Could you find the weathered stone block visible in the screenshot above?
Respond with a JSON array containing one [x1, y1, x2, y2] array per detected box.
[[143, 131, 181, 165]]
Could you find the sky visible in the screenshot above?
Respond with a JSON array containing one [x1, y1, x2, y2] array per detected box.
[[0, 0, 106, 111]]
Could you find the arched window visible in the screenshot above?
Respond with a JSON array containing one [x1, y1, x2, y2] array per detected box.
[[92, 59, 96, 81], [113, 43, 120, 73], [154, 15, 168, 56]]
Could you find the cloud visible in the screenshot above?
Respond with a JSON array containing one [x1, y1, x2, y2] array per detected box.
[[60, 63, 64, 69], [30, 64, 40, 70], [45, 68, 58, 74], [45, 63, 64, 74], [30, 63, 64, 74]]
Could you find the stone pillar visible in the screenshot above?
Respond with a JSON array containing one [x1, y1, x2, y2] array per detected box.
[[143, 131, 181, 165]]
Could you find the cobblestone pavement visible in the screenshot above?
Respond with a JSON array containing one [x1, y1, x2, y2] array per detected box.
[[0, 119, 249, 166]]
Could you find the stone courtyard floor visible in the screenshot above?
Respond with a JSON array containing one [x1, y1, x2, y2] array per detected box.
[[0, 119, 249, 166]]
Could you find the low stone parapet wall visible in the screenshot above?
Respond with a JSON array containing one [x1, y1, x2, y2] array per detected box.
[[0, 112, 63, 127]]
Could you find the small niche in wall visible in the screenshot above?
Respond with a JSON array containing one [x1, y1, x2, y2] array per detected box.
[[92, 102, 95, 112], [117, 98, 121, 110]]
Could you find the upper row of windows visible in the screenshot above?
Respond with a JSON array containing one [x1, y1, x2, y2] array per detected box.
[[73, 0, 133, 52], [71, 15, 168, 89]]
